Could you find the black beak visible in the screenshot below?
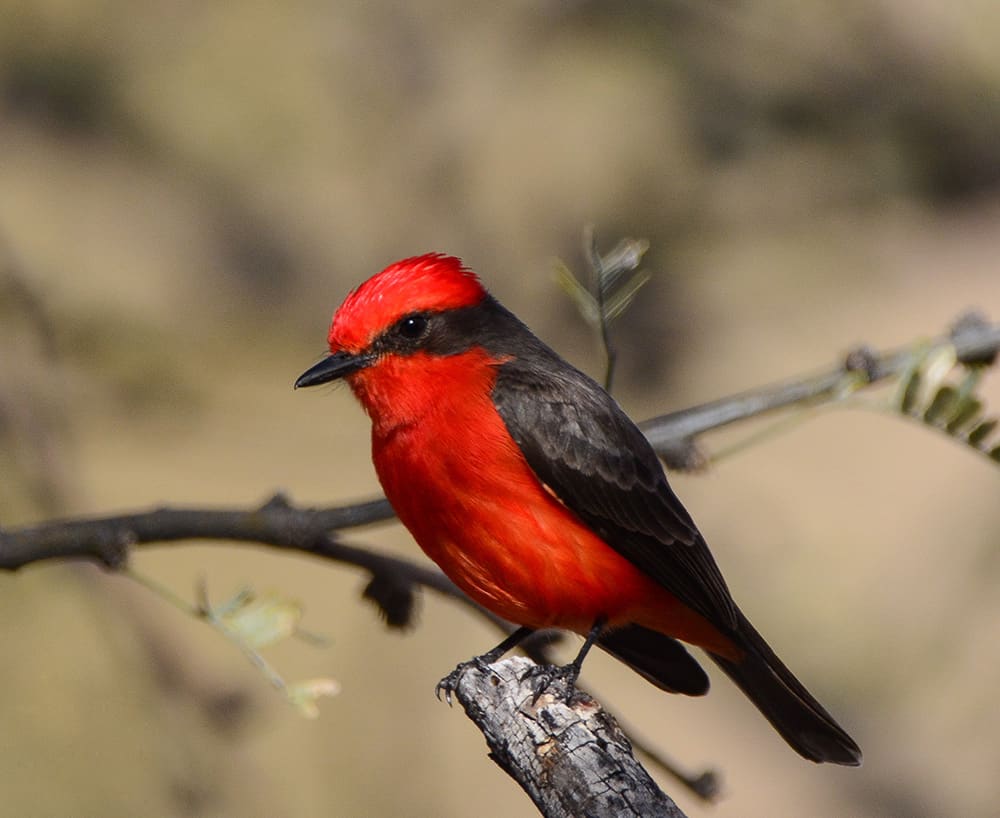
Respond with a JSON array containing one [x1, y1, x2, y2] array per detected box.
[[294, 351, 374, 389]]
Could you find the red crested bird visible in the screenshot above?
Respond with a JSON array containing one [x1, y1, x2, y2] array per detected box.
[[295, 253, 861, 766]]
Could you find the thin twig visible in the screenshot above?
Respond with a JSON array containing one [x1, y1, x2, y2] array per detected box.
[[640, 312, 1000, 469], [585, 226, 618, 392]]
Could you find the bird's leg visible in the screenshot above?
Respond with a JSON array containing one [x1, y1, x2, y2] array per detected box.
[[521, 616, 607, 703], [435, 625, 536, 704]]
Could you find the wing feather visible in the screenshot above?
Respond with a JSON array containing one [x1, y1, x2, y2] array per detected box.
[[493, 353, 739, 631]]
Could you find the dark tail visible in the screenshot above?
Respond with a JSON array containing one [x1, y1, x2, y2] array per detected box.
[[598, 624, 710, 696], [710, 611, 862, 766]]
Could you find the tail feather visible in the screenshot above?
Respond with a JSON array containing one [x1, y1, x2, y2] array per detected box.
[[710, 611, 862, 766], [598, 625, 710, 696]]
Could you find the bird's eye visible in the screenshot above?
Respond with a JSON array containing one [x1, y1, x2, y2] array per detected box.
[[396, 313, 429, 340]]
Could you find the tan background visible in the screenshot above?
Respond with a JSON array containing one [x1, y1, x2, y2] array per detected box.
[[2, 2, 1000, 816]]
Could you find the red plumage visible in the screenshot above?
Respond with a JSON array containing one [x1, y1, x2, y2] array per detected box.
[[296, 253, 861, 766]]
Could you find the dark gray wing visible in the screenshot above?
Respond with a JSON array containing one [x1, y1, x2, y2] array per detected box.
[[492, 353, 738, 632]]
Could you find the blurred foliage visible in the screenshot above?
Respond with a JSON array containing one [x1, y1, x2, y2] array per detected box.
[[893, 336, 1000, 464], [556, 230, 650, 390]]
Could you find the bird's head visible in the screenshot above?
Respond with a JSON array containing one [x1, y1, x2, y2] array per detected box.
[[294, 254, 494, 412]]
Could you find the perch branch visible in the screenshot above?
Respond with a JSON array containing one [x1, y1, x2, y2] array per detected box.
[[451, 656, 688, 818], [2, 311, 996, 810], [0, 493, 717, 801]]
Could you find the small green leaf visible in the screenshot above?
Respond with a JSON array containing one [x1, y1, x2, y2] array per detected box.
[[921, 345, 959, 396], [898, 368, 922, 415], [922, 386, 957, 425], [886, 340, 998, 468], [126, 572, 338, 719], [554, 262, 600, 326], [598, 238, 649, 296], [210, 587, 255, 617], [945, 395, 983, 434], [604, 271, 651, 322], [968, 419, 997, 448], [954, 366, 983, 403], [286, 678, 341, 719], [217, 590, 304, 649], [903, 345, 957, 413]]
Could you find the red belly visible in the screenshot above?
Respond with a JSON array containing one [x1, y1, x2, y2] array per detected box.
[[373, 407, 732, 655], [357, 349, 733, 657]]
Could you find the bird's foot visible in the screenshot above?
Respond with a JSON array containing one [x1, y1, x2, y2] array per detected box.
[[519, 661, 583, 705], [435, 627, 538, 705], [435, 655, 496, 705]]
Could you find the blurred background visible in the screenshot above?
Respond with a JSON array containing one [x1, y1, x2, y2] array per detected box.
[[2, 1, 999, 816]]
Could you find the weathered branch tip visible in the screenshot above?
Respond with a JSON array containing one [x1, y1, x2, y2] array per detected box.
[[449, 656, 689, 818]]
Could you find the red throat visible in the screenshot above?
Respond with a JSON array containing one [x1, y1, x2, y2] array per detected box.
[[346, 350, 499, 435], [357, 348, 737, 657]]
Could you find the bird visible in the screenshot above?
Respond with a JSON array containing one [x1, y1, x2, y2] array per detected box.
[[295, 252, 861, 766]]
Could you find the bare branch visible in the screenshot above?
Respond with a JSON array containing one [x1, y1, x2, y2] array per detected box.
[[2, 310, 996, 812], [0, 491, 718, 801], [640, 311, 1000, 470], [451, 656, 689, 818], [5, 313, 994, 573], [0, 493, 391, 569], [0, 494, 512, 635], [0, 493, 718, 802]]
